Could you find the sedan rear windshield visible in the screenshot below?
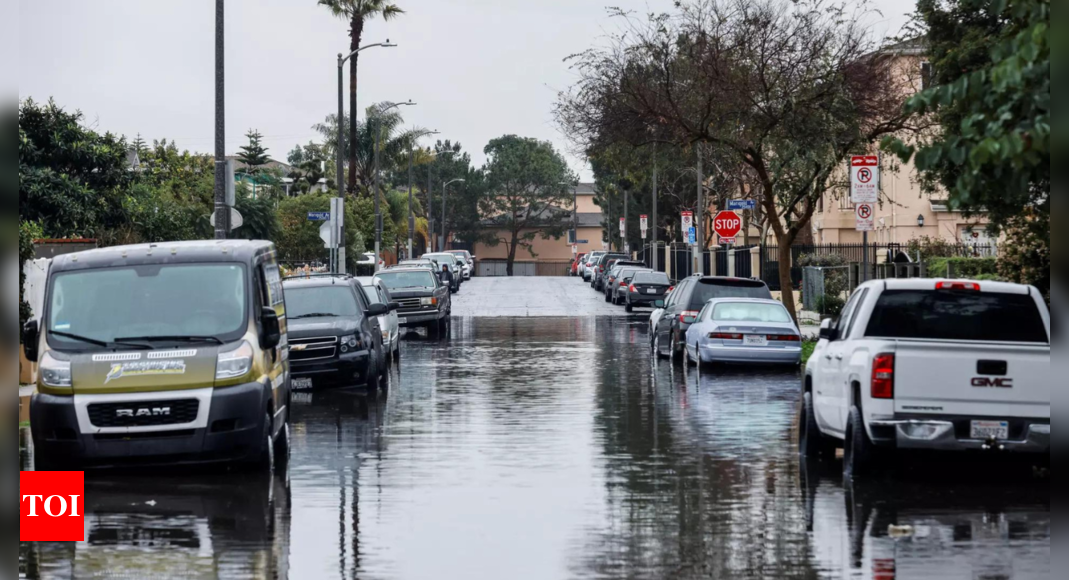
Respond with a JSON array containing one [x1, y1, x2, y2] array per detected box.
[[711, 302, 791, 323], [634, 272, 670, 285], [866, 290, 1048, 343], [286, 286, 361, 319], [689, 280, 772, 306], [376, 271, 438, 291]]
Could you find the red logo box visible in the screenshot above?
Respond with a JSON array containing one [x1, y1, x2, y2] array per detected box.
[[20, 471, 86, 542]]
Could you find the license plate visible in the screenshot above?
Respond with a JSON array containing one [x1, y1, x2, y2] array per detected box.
[[398, 318, 408, 325], [970, 421, 1009, 440], [646, 289, 657, 294], [292, 378, 314, 391], [744, 335, 768, 347], [292, 393, 314, 404]]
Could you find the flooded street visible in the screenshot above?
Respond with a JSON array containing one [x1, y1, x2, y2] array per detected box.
[[20, 281, 1049, 580]]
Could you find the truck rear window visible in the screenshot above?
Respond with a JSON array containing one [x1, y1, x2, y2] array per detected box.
[[865, 290, 1049, 343]]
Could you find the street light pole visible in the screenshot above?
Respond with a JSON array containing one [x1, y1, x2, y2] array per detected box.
[[425, 150, 457, 252], [336, 41, 396, 201], [652, 152, 659, 272], [372, 101, 415, 271], [213, 0, 229, 240], [441, 178, 466, 252]]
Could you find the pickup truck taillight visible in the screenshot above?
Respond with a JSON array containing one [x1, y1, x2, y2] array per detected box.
[[936, 281, 980, 291], [872, 354, 895, 399]]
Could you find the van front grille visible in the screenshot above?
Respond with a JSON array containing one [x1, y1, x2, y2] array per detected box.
[[88, 400, 199, 428]]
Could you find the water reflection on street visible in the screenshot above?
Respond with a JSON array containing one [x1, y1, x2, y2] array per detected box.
[[20, 317, 1049, 580]]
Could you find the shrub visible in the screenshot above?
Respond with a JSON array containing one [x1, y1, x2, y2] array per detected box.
[[798, 253, 849, 300], [997, 214, 1049, 300], [907, 236, 960, 262], [816, 294, 846, 318], [927, 257, 998, 279]]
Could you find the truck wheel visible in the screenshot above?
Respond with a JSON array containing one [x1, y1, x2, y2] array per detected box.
[[844, 407, 876, 480], [800, 393, 836, 461]]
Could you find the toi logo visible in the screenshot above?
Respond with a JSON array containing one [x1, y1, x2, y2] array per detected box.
[[20, 471, 86, 542]]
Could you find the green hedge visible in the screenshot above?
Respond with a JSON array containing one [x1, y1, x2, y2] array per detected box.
[[927, 257, 998, 279]]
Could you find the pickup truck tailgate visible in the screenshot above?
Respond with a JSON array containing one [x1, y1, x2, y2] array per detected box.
[[893, 341, 1051, 419]]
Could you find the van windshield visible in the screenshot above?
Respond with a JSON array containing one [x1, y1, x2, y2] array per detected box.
[[376, 271, 438, 290], [47, 264, 247, 349], [286, 286, 361, 319]]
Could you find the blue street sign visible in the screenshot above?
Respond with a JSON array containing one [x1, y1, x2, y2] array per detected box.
[[576, 240, 589, 245], [308, 212, 331, 222], [687, 227, 697, 245], [727, 199, 756, 211]]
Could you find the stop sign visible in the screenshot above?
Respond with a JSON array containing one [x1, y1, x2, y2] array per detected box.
[[713, 210, 743, 241]]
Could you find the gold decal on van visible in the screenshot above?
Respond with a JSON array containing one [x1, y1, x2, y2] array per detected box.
[[105, 361, 188, 384]]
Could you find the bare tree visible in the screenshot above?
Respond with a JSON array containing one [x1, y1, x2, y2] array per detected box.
[[558, 0, 918, 320]]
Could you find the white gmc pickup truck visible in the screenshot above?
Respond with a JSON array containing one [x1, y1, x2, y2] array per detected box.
[[800, 279, 1051, 479]]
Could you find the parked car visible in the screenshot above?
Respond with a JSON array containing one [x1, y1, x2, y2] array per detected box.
[[374, 267, 452, 337], [422, 253, 463, 293], [357, 252, 385, 272], [801, 279, 1051, 479], [653, 276, 773, 361], [357, 277, 401, 363], [570, 253, 587, 277], [648, 286, 675, 346], [395, 259, 436, 270], [25, 241, 291, 471], [592, 254, 631, 291], [609, 267, 652, 305], [283, 275, 389, 391], [626, 271, 672, 313], [684, 299, 802, 366], [446, 250, 475, 279], [581, 251, 605, 281]]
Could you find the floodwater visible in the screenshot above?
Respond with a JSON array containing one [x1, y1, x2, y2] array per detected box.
[[19, 314, 1049, 580]]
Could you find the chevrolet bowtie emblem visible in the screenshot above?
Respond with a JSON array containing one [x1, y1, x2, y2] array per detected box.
[[292, 344, 308, 352]]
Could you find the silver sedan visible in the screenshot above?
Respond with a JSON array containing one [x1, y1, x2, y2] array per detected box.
[[684, 298, 802, 366]]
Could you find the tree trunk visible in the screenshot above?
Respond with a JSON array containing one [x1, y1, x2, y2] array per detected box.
[[347, 16, 364, 196], [776, 235, 798, 323], [506, 233, 519, 276]]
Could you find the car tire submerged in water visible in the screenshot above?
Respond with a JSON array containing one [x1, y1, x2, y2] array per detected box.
[[625, 302, 633, 313], [844, 406, 878, 480], [670, 331, 684, 363], [800, 393, 837, 462], [250, 412, 275, 473], [273, 421, 290, 467], [653, 333, 666, 360]]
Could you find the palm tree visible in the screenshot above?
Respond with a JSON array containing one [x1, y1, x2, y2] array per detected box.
[[386, 189, 427, 258], [317, 1, 405, 196], [313, 104, 426, 195]]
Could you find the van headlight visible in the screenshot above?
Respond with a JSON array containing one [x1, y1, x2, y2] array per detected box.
[[40, 352, 72, 388], [216, 341, 253, 380]]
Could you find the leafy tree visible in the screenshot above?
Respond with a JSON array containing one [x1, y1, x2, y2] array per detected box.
[[884, 0, 1049, 294], [19, 98, 132, 238], [276, 193, 368, 270], [557, 0, 915, 320], [415, 140, 486, 251], [318, 0, 405, 194], [131, 133, 149, 157], [313, 105, 425, 197], [233, 189, 281, 241], [385, 188, 427, 258], [480, 136, 577, 275], [237, 129, 271, 173]]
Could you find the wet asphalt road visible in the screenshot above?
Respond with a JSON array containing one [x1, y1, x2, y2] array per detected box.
[[20, 279, 1049, 580]]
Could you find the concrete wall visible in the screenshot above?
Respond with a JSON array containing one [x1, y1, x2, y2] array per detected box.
[[474, 226, 605, 261]]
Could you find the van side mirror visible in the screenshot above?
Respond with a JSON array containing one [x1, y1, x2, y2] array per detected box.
[[22, 320, 40, 363], [366, 303, 389, 317], [261, 308, 281, 350], [818, 318, 838, 342]]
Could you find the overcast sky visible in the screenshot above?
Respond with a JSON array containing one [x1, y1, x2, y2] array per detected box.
[[19, 0, 912, 181]]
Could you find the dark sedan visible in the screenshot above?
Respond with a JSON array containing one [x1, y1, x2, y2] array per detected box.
[[610, 267, 652, 305], [625, 271, 672, 312]]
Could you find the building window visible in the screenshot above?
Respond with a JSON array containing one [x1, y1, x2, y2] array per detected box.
[[921, 62, 933, 90]]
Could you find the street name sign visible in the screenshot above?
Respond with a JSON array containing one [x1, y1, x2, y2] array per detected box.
[[727, 199, 756, 211], [851, 156, 879, 203]]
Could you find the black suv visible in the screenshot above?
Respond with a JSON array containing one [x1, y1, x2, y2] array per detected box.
[[591, 254, 631, 291], [653, 276, 773, 361], [374, 267, 452, 337], [282, 276, 391, 390]]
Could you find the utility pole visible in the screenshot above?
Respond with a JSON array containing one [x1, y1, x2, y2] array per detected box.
[[623, 186, 629, 254], [652, 153, 659, 272], [373, 121, 381, 271], [407, 145, 414, 259], [213, 0, 229, 239], [696, 145, 705, 275]]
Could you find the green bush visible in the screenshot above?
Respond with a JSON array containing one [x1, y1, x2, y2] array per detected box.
[[927, 257, 998, 279], [997, 214, 1049, 300], [816, 294, 846, 317], [798, 253, 849, 300]]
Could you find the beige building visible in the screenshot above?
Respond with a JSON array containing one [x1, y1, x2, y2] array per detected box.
[[811, 40, 990, 247], [472, 183, 605, 261]]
